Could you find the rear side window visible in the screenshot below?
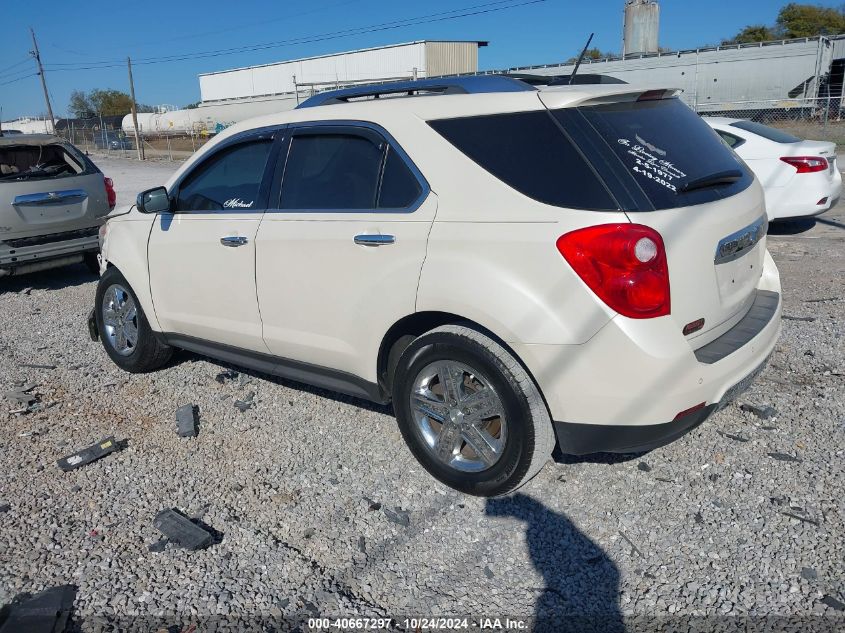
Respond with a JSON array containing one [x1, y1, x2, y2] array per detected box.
[[281, 134, 383, 209], [175, 140, 272, 211], [429, 111, 617, 210], [279, 130, 424, 211], [730, 120, 800, 143], [715, 130, 745, 149], [572, 99, 753, 210]]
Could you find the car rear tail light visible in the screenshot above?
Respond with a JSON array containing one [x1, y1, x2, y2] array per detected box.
[[780, 156, 828, 173], [104, 176, 116, 210], [556, 223, 670, 319]]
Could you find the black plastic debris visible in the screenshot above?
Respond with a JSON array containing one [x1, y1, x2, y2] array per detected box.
[[57, 437, 119, 472], [740, 403, 777, 420], [234, 391, 255, 413], [0, 584, 76, 633], [782, 315, 816, 322], [153, 509, 215, 551], [362, 496, 381, 511], [821, 595, 845, 611], [636, 462, 652, 472], [801, 567, 818, 580], [483, 566, 495, 579], [383, 506, 410, 527], [780, 510, 819, 526], [175, 404, 199, 438], [17, 363, 56, 370], [0, 502, 10, 514], [768, 452, 802, 463], [717, 430, 750, 443], [215, 369, 238, 384], [357, 536, 366, 553], [147, 538, 168, 553]]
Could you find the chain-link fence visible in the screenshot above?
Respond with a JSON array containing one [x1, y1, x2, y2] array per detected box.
[[695, 96, 845, 147]]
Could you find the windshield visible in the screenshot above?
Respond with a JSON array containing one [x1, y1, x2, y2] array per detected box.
[[0, 143, 91, 182], [568, 98, 753, 210], [729, 120, 801, 143]]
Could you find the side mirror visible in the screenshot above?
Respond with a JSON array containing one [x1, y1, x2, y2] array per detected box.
[[137, 187, 171, 214]]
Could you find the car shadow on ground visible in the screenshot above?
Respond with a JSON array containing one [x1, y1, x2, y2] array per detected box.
[[486, 494, 623, 632], [0, 263, 97, 295], [768, 219, 817, 235]]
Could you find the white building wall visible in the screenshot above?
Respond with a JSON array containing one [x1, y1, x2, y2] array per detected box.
[[199, 41, 478, 102]]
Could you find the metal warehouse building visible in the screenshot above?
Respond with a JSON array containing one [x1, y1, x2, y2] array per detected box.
[[198, 40, 485, 103]]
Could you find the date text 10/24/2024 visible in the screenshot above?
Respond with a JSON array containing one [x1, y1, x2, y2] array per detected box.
[[307, 617, 529, 630]]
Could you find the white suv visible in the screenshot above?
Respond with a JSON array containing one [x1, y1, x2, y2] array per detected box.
[[92, 77, 782, 496]]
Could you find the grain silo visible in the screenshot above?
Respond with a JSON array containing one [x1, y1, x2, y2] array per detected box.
[[622, 0, 660, 57]]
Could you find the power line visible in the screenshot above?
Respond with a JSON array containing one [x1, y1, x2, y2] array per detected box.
[[0, 73, 36, 87], [43, 0, 544, 71], [0, 57, 31, 75]]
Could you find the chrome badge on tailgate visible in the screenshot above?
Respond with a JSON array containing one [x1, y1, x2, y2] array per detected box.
[[714, 216, 767, 265]]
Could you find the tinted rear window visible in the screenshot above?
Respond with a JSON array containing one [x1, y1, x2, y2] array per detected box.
[[729, 120, 801, 143], [429, 111, 616, 210], [572, 99, 753, 210]]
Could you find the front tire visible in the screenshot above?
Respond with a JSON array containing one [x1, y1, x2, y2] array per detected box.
[[95, 267, 172, 372], [392, 325, 555, 497]]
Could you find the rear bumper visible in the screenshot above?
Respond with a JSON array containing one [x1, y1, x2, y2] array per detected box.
[[512, 250, 781, 450], [0, 232, 99, 268], [767, 171, 842, 220], [553, 353, 770, 454]]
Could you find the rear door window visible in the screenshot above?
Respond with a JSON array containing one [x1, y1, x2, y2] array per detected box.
[[0, 143, 91, 182], [429, 111, 617, 210], [570, 98, 753, 210], [175, 140, 272, 212]]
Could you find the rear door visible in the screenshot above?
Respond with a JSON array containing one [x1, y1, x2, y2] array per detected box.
[[543, 93, 766, 345], [147, 131, 278, 352], [255, 123, 436, 382], [0, 141, 108, 238]]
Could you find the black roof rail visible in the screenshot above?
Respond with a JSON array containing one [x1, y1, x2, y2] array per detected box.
[[296, 75, 536, 108]]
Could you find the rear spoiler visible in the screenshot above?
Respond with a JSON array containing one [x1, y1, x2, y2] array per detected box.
[[538, 86, 683, 110]]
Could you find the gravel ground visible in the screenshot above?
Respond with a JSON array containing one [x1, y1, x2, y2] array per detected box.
[[1, 155, 843, 631]]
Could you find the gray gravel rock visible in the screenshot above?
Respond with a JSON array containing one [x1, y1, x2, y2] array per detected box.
[[0, 157, 843, 625]]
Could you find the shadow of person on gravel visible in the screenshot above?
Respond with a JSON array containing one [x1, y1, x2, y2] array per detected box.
[[486, 493, 623, 633]]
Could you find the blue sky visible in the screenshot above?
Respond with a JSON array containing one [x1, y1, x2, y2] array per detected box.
[[1, 0, 840, 119]]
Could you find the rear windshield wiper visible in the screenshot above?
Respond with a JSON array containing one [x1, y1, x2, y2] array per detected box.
[[680, 169, 743, 193]]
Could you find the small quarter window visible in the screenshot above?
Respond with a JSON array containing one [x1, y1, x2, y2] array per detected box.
[[175, 140, 272, 212], [378, 146, 421, 208]]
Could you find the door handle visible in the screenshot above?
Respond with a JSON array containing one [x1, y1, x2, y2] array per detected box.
[[354, 234, 395, 246], [220, 236, 249, 247]]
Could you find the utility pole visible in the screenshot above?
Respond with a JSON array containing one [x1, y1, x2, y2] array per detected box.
[[29, 28, 56, 134], [127, 57, 144, 160]]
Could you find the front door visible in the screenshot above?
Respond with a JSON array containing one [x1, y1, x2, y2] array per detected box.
[[148, 134, 277, 353]]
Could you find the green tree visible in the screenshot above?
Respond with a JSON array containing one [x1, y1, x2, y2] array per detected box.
[[68, 90, 94, 118], [775, 2, 845, 37], [87, 89, 135, 116], [722, 24, 778, 44]]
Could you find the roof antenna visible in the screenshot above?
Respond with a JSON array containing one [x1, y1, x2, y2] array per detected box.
[[568, 33, 595, 85]]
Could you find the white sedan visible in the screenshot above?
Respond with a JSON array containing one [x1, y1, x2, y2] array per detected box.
[[704, 117, 841, 221]]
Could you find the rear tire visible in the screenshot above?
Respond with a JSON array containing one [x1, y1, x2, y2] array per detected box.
[[392, 324, 555, 497], [95, 267, 172, 372]]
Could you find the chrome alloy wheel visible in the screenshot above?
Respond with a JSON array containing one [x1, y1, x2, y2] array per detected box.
[[410, 361, 508, 472], [101, 284, 138, 357]]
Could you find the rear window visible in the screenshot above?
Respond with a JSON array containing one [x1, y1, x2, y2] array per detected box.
[[0, 143, 90, 182], [729, 120, 801, 143], [572, 98, 753, 210], [429, 111, 617, 210]]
